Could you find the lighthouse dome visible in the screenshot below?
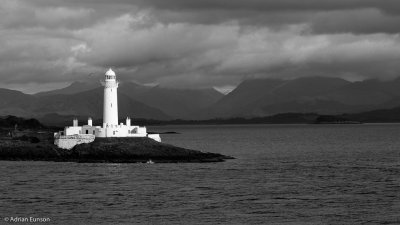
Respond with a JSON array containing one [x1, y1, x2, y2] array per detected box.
[[105, 68, 116, 76]]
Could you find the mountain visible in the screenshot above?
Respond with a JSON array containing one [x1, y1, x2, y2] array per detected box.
[[0, 81, 223, 122], [0, 88, 37, 117], [5, 76, 400, 122], [345, 106, 400, 123], [210, 77, 354, 117], [209, 79, 286, 116], [323, 78, 400, 107], [35, 81, 101, 96], [118, 82, 224, 119], [34, 88, 170, 120], [34, 81, 225, 119], [0, 87, 170, 126]]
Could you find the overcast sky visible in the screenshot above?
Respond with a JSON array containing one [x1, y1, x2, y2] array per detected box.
[[2, 0, 400, 93]]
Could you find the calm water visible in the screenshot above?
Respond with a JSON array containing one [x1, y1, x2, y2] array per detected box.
[[1, 124, 400, 224]]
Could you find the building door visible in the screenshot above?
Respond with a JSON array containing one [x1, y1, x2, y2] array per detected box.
[[86, 130, 88, 134]]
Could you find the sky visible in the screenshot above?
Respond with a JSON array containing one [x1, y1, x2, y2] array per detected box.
[[1, 0, 400, 94]]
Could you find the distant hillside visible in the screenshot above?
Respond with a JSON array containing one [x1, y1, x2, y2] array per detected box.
[[6, 104, 400, 128], [209, 79, 286, 117], [5, 76, 400, 121], [322, 79, 400, 106], [345, 106, 400, 123], [34, 81, 224, 119], [35, 81, 101, 96], [0, 88, 37, 117], [208, 77, 400, 118], [0, 115, 44, 129], [0, 87, 170, 124], [118, 82, 224, 119], [34, 88, 170, 120]]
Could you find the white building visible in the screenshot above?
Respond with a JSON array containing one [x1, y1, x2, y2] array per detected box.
[[54, 68, 161, 149]]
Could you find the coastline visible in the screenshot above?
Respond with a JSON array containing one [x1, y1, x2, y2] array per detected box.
[[0, 136, 233, 163]]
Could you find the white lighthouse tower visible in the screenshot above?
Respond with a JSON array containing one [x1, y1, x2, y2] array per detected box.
[[102, 68, 119, 126], [54, 68, 161, 149]]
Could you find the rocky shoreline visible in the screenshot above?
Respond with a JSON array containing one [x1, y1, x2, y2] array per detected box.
[[0, 136, 233, 163]]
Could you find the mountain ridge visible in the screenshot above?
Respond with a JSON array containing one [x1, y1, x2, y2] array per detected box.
[[208, 76, 400, 118], [3, 76, 400, 121]]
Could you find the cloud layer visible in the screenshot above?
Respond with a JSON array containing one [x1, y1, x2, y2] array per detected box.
[[1, 0, 400, 93]]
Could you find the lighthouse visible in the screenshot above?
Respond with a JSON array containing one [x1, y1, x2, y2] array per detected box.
[[102, 68, 119, 126], [54, 68, 161, 149]]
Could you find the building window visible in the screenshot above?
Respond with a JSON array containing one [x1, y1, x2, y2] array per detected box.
[[93, 130, 95, 134], [86, 130, 88, 134], [113, 131, 115, 135]]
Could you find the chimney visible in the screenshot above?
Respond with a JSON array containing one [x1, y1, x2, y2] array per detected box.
[[88, 117, 92, 126], [126, 117, 131, 126], [73, 118, 78, 127]]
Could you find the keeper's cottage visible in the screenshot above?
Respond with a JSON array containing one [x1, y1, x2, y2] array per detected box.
[[54, 68, 161, 149]]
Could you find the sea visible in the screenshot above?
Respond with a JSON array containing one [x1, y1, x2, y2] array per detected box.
[[1, 124, 400, 225]]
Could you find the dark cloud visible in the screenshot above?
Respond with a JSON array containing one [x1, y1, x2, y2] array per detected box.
[[1, 0, 400, 93], [69, 0, 400, 14], [14, 0, 400, 28], [309, 9, 400, 34]]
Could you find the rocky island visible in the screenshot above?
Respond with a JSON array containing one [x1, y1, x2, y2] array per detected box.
[[0, 116, 233, 163], [0, 69, 234, 163]]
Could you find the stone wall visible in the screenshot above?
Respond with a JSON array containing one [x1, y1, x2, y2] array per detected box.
[[54, 134, 95, 150]]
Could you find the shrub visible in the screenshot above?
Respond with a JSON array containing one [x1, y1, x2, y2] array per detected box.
[[30, 137, 40, 143]]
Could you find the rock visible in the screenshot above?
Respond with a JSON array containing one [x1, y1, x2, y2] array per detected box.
[[0, 136, 233, 163]]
